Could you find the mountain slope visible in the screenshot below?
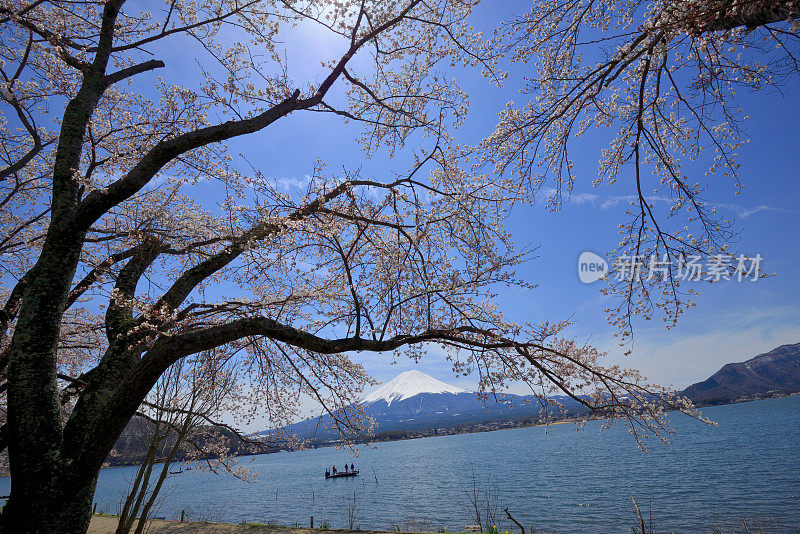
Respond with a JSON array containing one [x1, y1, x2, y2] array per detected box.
[[682, 342, 800, 404], [277, 370, 586, 442]]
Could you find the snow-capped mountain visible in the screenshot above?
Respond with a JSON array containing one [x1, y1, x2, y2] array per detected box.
[[360, 370, 469, 405], [273, 370, 587, 443]]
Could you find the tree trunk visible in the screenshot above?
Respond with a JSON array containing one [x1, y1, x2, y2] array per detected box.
[[132, 421, 190, 534], [0, 37, 115, 529], [116, 430, 162, 534], [0, 227, 87, 533], [1, 470, 98, 534]]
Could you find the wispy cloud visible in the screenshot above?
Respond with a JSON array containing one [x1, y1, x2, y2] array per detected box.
[[713, 202, 798, 218], [551, 189, 797, 219]]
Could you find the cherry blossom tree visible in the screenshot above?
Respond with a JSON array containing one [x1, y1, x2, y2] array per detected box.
[[484, 0, 798, 337], [0, 0, 746, 532]]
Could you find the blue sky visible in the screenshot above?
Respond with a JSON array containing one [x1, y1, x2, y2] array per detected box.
[[130, 1, 800, 399]]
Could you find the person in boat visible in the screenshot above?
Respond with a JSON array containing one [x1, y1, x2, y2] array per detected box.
[[325, 468, 330, 477], [343, 460, 348, 472], [350, 463, 354, 471], [332, 465, 337, 475]]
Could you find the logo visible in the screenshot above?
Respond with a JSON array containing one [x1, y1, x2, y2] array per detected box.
[[578, 251, 609, 284]]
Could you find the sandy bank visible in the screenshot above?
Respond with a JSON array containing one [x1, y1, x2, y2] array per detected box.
[[88, 516, 403, 534]]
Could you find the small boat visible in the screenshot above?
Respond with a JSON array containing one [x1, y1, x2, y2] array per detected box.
[[325, 470, 359, 479], [169, 468, 183, 475]]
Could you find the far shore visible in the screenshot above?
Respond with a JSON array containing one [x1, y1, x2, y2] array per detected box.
[[99, 415, 584, 471], [107, 391, 800, 467]]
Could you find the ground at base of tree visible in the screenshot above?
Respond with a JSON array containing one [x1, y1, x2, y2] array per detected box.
[[88, 515, 414, 534]]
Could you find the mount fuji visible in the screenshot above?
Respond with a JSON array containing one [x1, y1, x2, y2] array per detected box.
[[360, 370, 470, 405], [275, 370, 585, 443]]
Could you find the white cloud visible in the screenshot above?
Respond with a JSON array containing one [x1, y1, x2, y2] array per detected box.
[[571, 192, 600, 205], [275, 174, 312, 192]]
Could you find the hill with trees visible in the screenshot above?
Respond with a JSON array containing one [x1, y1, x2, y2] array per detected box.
[[683, 343, 800, 405]]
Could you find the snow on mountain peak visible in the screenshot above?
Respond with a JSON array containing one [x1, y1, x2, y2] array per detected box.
[[361, 370, 469, 406]]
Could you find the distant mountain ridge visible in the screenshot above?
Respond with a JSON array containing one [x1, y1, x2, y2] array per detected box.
[[682, 342, 800, 404], [273, 370, 585, 442]]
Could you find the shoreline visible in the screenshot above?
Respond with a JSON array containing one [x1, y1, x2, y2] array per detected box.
[[89, 515, 428, 534], [101, 417, 582, 471], [227, 392, 800, 453]]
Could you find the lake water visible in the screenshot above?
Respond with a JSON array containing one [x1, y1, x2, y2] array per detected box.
[[3, 396, 799, 532]]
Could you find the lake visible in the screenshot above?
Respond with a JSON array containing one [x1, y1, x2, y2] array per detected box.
[[3, 396, 799, 532]]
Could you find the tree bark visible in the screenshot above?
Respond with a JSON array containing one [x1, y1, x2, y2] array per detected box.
[[0, 2, 124, 528], [1, 228, 88, 533]]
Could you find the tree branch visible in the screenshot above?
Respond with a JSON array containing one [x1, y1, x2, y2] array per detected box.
[[70, 0, 423, 232], [104, 59, 165, 86]]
